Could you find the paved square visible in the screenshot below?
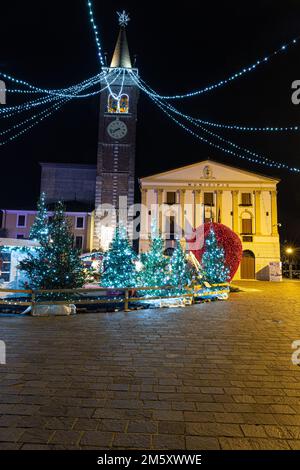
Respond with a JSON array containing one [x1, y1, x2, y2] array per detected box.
[[0, 281, 300, 450]]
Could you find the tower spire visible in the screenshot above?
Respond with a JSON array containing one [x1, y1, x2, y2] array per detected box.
[[110, 10, 132, 69]]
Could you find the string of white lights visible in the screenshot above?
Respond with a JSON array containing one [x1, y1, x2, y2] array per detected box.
[[135, 75, 300, 135], [130, 72, 300, 173], [0, 73, 105, 116], [133, 74, 278, 164], [108, 69, 126, 101], [86, 1, 126, 101], [0, 73, 119, 139], [0, 70, 104, 98], [0, 95, 62, 118], [0, 70, 120, 119], [86, 0, 105, 68], [0, 71, 120, 145], [189, 118, 300, 133], [0, 98, 69, 146], [144, 37, 299, 100], [134, 74, 300, 168]]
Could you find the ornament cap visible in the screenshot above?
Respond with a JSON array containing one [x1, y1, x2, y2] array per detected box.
[[117, 10, 130, 28]]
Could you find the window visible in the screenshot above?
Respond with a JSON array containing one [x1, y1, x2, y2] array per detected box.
[[243, 235, 253, 242], [204, 192, 214, 206], [0, 251, 11, 283], [242, 218, 253, 234], [75, 236, 83, 251], [107, 94, 129, 114], [17, 214, 26, 228], [119, 94, 129, 113], [166, 192, 176, 205], [76, 217, 84, 229], [241, 193, 252, 206], [17, 234, 25, 239], [107, 94, 118, 113]]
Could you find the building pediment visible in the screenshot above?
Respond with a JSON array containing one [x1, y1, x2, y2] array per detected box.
[[140, 160, 279, 185]]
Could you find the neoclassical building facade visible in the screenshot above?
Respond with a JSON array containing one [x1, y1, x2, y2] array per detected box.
[[139, 160, 280, 280]]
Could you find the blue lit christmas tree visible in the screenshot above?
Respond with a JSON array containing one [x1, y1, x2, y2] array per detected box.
[[201, 226, 230, 284], [169, 241, 191, 292], [139, 224, 170, 296], [29, 192, 49, 244], [101, 225, 137, 288], [19, 201, 86, 292]]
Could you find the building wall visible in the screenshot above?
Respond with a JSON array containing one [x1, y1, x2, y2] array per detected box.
[[0, 210, 94, 253], [40, 163, 96, 204]]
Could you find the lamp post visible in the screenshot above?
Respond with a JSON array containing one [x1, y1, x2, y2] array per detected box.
[[285, 247, 294, 279]]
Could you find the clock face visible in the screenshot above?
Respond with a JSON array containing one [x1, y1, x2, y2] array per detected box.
[[107, 119, 128, 140]]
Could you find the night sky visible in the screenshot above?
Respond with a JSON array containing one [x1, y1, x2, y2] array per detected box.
[[1, 0, 300, 243]]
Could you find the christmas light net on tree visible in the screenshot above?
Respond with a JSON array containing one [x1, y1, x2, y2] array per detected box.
[[19, 201, 86, 297], [139, 225, 171, 297], [201, 225, 230, 284], [169, 241, 191, 293], [29, 192, 49, 244], [101, 225, 137, 288], [187, 222, 242, 281]]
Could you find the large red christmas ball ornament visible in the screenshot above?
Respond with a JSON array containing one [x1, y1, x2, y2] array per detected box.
[[187, 222, 242, 281]]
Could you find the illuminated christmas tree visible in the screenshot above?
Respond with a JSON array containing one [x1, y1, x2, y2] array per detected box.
[[19, 201, 86, 291], [101, 226, 137, 288], [139, 227, 170, 296], [169, 241, 191, 292], [29, 192, 49, 244], [201, 225, 230, 284]]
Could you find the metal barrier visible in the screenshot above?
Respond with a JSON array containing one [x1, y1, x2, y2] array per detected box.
[[0, 283, 229, 313]]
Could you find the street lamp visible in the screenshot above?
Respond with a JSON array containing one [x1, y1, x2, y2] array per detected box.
[[285, 247, 294, 279]]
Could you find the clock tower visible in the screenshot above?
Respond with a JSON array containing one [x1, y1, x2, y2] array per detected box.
[[93, 13, 139, 249]]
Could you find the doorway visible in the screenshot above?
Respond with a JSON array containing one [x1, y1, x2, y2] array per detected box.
[[241, 250, 255, 279]]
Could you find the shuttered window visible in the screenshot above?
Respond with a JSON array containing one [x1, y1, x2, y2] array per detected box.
[[241, 193, 252, 205], [242, 218, 253, 234], [166, 192, 176, 205], [204, 192, 214, 205]]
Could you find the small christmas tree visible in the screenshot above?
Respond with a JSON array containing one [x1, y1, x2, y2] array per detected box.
[[139, 225, 170, 296], [101, 226, 137, 288], [29, 192, 49, 244], [19, 201, 86, 293], [201, 225, 230, 284], [169, 241, 191, 292]]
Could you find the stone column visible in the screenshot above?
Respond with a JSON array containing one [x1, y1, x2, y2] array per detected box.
[[194, 190, 202, 229], [141, 188, 148, 238], [232, 190, 239, 233], [255, 190, 261, 235], [216, 190, 223, 223], [157, 189, 163, 234], [180, 189, 186, 236], [271, 190, 278, 236]]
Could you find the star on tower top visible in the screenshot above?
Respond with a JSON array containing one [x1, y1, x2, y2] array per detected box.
[[117, 10, 130, 27]]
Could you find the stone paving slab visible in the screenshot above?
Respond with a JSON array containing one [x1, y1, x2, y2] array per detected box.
[[0, 281, 300, 450]]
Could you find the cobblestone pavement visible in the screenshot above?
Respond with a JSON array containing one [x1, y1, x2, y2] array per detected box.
[[0, 281, 300, 450]]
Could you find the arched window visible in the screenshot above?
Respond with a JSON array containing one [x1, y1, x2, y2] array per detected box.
[[107, 95, 118, 114], [119, 94, 129, 113]]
